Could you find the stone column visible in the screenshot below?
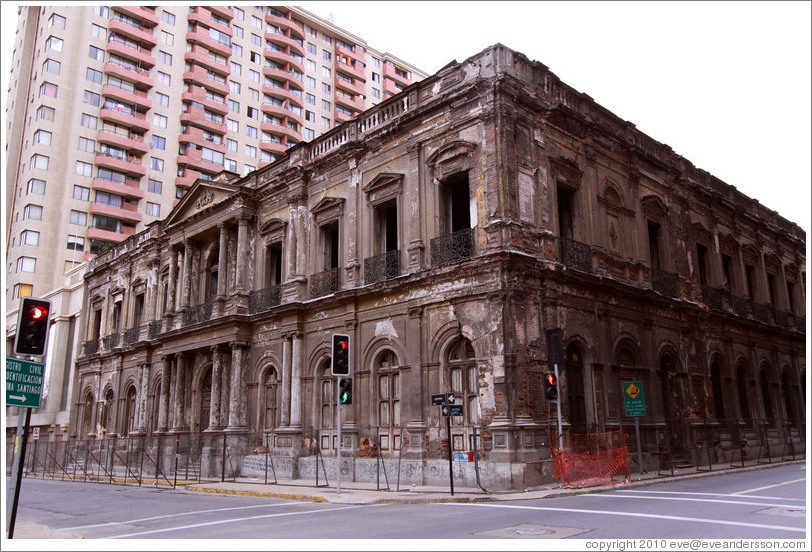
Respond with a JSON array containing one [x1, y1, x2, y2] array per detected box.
[[172, 354, 187, 431], [227, 342, 247, 429], [217, 223, 229, 298], [290, 332, 303, 428], [158, 355, 172, 432], [136, 361, 150, 433], [181, 239, 192, 309], [209, 345, 222, 429], [235, 217, 249, 293], [167, 247, 179, 314], [281, 334, 292, 426], [145, 261, 158, 322]]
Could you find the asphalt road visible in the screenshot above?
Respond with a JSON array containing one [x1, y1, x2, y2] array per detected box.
[[5, 462, 806, 542]]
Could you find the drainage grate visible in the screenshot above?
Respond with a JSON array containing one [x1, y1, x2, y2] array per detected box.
[[475, 524, 589, 539]]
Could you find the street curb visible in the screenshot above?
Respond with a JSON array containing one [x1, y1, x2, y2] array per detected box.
[[184, 485, 328, 502]]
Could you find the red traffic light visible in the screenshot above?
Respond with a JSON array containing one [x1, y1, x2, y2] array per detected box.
[[339, 340, 348, 350], [546, 373, 556, 386], [31, 306, 48, 319]]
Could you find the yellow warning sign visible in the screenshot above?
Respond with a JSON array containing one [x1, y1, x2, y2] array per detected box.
[[626, 382, 640, 399], [622, 380, 646, 416]]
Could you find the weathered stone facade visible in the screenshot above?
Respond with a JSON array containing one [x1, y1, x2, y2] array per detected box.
[[71, 44, 806, 489]]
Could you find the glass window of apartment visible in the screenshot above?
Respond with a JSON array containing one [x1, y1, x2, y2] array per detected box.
[[24, 204, 43, 220], [160, 30, 174, 45], [250, 51, 261, 64], [321, 99, 331, 111], [146, 202, 160, 217], [94, 6, 108, 17], [230, 61, 242, 75], [233, 25, 243, 38], [306, 76, 316, 89], [83, 90, 100, 107], [372, 88, 381, 99], [243, 164, 255, 175], [306, 59, 316, 71], [17, 257, 36, 273], [304, 128, 315, 140], [49, 13, 66, 29], [305, 93, 316, 105], [229, 99, 240, 112], [33, 130, 52, 145], [46, 36, 63, 52], [322, 49, 331, 61], [75, 161, 92, 177], [322, 83, 331, 94], [232, 43, 243, 57], [27, 179, 46, 195], [97, 167, 125, 183], [78, 137, 95, 152], [321, 66, 331, 78], [81, 113, 98, 129], [13, 283, 34, 299], [73, 185, 90, 201], [88, 46, 104, 62], [251, 15, 262, 28], [247, 106, 258, 120], [152, 135, 166, 150], [307, 42, 317, 55], [153, 113, 168, 128], [229, 80, 241, 94], [233, 7, 244, 19], [372, 57, 381, 68], [201, 147, 224, 165], [245, 145, 257, 157], [162, 10, 175, 25], [150, 157, 164, 172], [159, 51, 173, 65], [225, 158, 237, 172], [323, 34, 332, 45], [94, 190, 123, 207], [227, 119, 239, 132], [67, 235, 84, 251], [39, 82, 58, 98], [155, 92, 169, 107], [21, 230, 40, 246], [148, 179, 162, 194], [322, 116, 331, 129], [70, 210, 87, 225], [86, 67, 103, 84], [246, 125, 257, 138], [106, 75, 134, 93], [91, 23, 106, 37], [31, 154, 49, 170], [42, 59, 61, 75], [251, 33, 261, 47], [372, 72, 380, 83], [226, 139, 238, 152], [156, 71, 171, 86], [36, 105, 56, 122]]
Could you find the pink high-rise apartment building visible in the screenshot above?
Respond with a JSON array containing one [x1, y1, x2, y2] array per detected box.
[[5, 5, 425, 308]]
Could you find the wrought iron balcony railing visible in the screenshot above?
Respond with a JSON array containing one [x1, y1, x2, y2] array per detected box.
[[310, 268, 339, 298], [249, 285, 282, 313], [364, 250, 400, 284], [651, 269, 678, 297], [430, 228, 474, 267], [559, 237, 592, 273], [183, 301, 212, 327]]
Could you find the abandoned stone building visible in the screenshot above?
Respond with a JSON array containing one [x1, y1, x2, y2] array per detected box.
[[69, 44, 806, 489]]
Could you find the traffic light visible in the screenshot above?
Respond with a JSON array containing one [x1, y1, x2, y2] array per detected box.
[[14, 297, 52, 356], [331, 333, 350, 376], [544, 372, 558, 400], [338, 378, 353, 404]]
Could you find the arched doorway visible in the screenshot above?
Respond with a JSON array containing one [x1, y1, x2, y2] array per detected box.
[[123, 385, 137, 436], [81, 390, 94, 438], [710, 360, 726, 424], [199, 370, 212, 431], [659, 352, 685, 453], [445, 338, 479, 453], [760, 368, 774, 426], [566, 342, 587, 432]]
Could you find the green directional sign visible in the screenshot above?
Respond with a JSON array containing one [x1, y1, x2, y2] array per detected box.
[[622, 380, 646, 417], [6, 357, 45, 408]]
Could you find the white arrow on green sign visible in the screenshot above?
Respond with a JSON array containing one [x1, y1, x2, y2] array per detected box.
[[6, 357, 44, 408]]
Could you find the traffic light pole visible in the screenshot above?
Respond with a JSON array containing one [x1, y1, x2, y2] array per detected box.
[[336, 381, 342, 494], [554, 363, 563, 449], [6, 404, 32, 538]]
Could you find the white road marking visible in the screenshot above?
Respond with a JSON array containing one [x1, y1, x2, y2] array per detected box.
[[448, 503, 805, 533], [109, 504, 376, 539], [586, 493, 805, 510], [63, 501, 306, 530], [732, 478, 807, 495], [624, 490, 806, 501]]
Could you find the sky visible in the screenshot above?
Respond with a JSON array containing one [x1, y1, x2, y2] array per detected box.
[[2, 1, 811, 235]]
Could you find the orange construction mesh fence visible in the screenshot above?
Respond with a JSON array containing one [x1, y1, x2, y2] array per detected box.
[[551, 429, 631, 488]]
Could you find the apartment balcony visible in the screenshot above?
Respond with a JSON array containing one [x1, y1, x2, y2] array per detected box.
[[559, 237, 593, 273], [263, 47, 305, 75], [101, 85, 152, 112], [310, 268, 340, 298], [177, 149, 225, 175], [87, 226, 135, 243], [188, 8, 233, 36], [183, 65, 231, 97], [207, 6, 234, 22], [89, 202, 143, 224], [262, 84, 304, 109], [260, 122, 301, 142], [180, 107, 227, 135], [94, 153, 147, 177], [383, 62, 412, 88], [114, 6, 159, 27], [383, 79, 404, 98], [109, 18, 158, 49], [181, 90, 229, 116], [178, 128, 226, 154], [265, 13, 305, 41], [262, 66, 304, 88], [185, 27, 231, 58], [96, 130, 148, 154], [335, 75, 365, 96], [184, 48, 231, 77], [334, 110, 354, 124], [175, 173, 199, 189], [106, 37, 156, 69], [260, 101, 294, 121], [264, 31, 305, 58], [364, 250, 400, 284], [104, 61, 154, 91], [335, 92, 365, 113], [99, 108, 151, 133], [430, 228, 475, 267], [259, 140, 288, 156], [336, 58, 366, 82], [91, 176, 145, 200]]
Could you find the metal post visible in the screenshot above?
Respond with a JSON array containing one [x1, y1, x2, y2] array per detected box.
[[446, 405, 454, 496], [634, 416, 645, 475], [6, 408, 32, 539], [336, 382, 342, 494], [554, 363, 563, 450], [221, 433, 227, 482]]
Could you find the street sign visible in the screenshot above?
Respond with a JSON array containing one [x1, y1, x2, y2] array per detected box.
[[6, 357, 45, 408], [445, 393, 456, 405], [431, 393, 446, 406], [32, 428, 40, 440], [622, 380, 646, 416], [442, 405, 463, 417]]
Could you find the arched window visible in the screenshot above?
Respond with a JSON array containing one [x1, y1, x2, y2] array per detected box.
[[124, 385, 137, 435], [207, 248, 219, 301], [781, 371, 797, 425], [447, 339, 478, 425], [566, 343, 586, 431], [82, 390, 95, 438], [736, 365, 750, 421], [200, 370, 212, 431], [263, 367, 279, 431], [151, 378, 162, 433], [100, 389, 115, 434], [710, 361, 726, 421], [760, 368, 774, 426], [377, 350, 400, 428]]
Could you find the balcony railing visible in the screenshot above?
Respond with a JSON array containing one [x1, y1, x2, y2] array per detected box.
[[430, 228, 474, 267], [651, 269, 678, 297], [183, 302, 212, 327], [310, 268, 339, 298], [364, 250, 400, 284], [123, 326, 141, 345], [559, 237, 592, 273], [702, 284, 723, 310], [82, 338, 100, 356], [148, 320, 163, 338], [103, 333, 120, 350], [249, 285, 282, 313]]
